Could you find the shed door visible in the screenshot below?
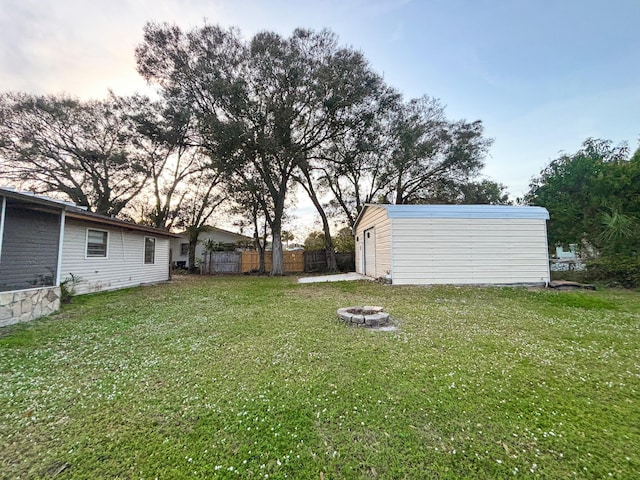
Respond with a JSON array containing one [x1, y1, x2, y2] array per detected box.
[[364, 227, 376, 277]]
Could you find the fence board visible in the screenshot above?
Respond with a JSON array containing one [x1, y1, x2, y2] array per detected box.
[[202, 251, 241, 274], [304, 250, 327, 272], [303, 250, 355, 273], [241, 251, 304, 273]]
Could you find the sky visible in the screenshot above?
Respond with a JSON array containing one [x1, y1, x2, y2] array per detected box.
[[1, 0, 639, 235]]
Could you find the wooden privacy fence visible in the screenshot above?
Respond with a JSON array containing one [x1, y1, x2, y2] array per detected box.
[[304, 250, 356, 273], [199, 250, 354, 274], [202, 251, 242, 274], [241, 251, 304, 273]]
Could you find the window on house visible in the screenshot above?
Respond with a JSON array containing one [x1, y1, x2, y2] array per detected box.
[[87, 229, 108, 257], [180, 243, 189, 256], [144, 237, 156, 264]]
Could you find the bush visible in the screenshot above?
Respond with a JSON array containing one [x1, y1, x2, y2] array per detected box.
[[60, 273, 80, 304], [583, 256, 640, 288]]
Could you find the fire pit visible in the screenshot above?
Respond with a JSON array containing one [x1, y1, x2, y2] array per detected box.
[[337, 306, 390, 327]]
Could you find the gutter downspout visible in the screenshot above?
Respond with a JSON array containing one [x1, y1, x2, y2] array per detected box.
[[543, 217, 551, 287], [55, 209, 66, 286], [0, 196, 6, 263]]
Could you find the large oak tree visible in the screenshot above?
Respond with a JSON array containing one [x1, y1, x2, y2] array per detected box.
[[136, 23, 384, 275], [0, 92, 150, 216]]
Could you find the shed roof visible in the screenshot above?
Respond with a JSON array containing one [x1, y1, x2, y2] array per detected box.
[[173, 225, 252, 242], [354, 204, 550, 230]]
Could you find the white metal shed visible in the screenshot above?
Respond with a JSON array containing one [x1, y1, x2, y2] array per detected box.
[[353, 204, 550, 286]]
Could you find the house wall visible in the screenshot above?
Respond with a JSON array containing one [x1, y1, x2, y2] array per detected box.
[[170, 230, 250, 268], [0, 206, 61, 291], [391, 217, 550, 285], [60, 219, 170, 295], [354, 205, 392, 279]]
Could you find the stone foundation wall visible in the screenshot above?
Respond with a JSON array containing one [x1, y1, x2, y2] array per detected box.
[[0, 286, 61, 327]]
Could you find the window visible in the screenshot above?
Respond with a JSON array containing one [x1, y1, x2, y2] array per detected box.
[[87, 229, 108, 257], [180, 243, 189, 256], [144, 237, 156, 264]]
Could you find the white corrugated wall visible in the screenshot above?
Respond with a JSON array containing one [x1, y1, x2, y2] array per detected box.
[[391, 217, 549, 285], [354, 205, 392, 279], [60, 219, 170, 294]]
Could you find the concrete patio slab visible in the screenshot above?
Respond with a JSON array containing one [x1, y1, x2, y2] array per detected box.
[[297, 273, 373, 284]]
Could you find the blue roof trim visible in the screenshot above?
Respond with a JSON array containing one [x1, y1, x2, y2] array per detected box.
[[384, 205, 550, 220]]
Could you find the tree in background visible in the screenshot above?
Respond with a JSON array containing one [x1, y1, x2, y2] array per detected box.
[[333, 227, 355, 253], [313, 84, 399, 228], [0, 92, 150, 216], [281, 230, 295, 249], [173, 166, 228, 271], [304, 231, 327, 251], [526, 138, 640, 286], [125, 97, 207, 230], [304, 227, 355, 253], [381, 96, 493, 205], [136, 24, 384, 275], [428, 179, 511, 205], [525, 138, 635, 249]]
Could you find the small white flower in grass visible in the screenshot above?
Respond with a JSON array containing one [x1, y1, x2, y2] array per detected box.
[[496, 459, 502, 464]]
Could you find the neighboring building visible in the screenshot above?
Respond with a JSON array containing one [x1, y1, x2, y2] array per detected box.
[[170, 226, 252, 269], [353, 204, 550, 286], [550, 244, 584, 271], [0, 187, 178, 326]]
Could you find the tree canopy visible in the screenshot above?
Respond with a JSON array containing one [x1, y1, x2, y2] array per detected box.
[[0, 22, 507, 275], [0, 92, 150, 216], [526, 138, 640, 257], [136, 23, 388, 274]]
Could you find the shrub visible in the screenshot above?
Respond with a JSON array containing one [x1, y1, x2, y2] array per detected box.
[[584, 256, 640, 288], [60, 273, 81, 304]]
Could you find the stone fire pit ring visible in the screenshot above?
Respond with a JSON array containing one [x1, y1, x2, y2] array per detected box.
[[337, 306, 390, 327]]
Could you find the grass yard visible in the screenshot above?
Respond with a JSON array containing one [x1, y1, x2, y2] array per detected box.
[[1, 276, 639, 479]]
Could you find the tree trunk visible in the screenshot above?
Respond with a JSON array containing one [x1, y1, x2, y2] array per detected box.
[[271, 224, 284, 276], [258, 244, 266, 273], [188, 238, 199, 273], [297, 170, 337, 272], [252, 213, 266, 274]]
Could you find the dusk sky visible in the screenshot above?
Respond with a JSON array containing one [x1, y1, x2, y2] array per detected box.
[[1, 0, 639, 231]]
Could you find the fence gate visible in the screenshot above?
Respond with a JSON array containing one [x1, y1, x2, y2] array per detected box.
[[205, 252, 242, 273]]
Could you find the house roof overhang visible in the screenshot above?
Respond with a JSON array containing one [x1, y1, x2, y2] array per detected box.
[[0, 187, 180, 238]]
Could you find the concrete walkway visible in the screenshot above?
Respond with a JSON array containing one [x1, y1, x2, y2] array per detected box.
[[297, 272, 373, 284]]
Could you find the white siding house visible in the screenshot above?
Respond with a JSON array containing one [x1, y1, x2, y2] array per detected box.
[[1, 187, 179, 327], [170, 226, 252, 269], [60, 216, 174, 295], [354, 204, 550, 286]]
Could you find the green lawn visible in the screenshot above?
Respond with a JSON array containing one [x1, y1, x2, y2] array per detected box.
[[1, 276, 639, 479]]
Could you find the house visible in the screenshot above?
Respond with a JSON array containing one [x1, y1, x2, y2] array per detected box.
[[353, 204, 550, 286], [170, 226, 252, 269], [0, 187, 178, 327]]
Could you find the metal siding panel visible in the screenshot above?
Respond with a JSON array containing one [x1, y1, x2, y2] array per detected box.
[[354, 206, 391, 277], [391, 217, 549, 285]]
